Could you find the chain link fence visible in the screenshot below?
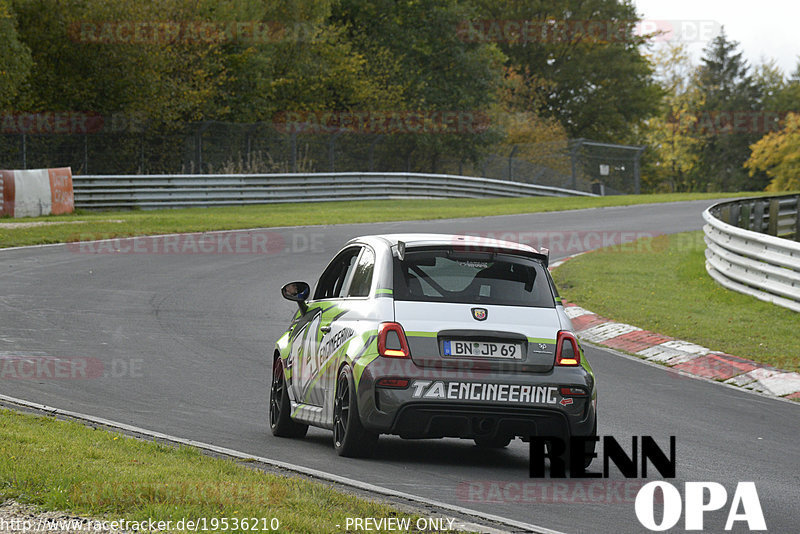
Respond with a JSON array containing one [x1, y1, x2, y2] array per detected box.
[[0, 121, 645, 194]]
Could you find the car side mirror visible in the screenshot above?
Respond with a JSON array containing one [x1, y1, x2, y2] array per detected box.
[[281, 281, 310, 313]]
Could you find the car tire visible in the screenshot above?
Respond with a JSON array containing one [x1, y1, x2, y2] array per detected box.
[[270, 357, 308, 438], [333, 365, 378, 458], [474, 435, 512, 448]]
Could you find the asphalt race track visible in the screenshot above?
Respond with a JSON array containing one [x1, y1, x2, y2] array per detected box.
[[1, 200, 798, 533]]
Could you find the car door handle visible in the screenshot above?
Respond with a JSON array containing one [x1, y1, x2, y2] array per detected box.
[[320, 325, 332, 334]]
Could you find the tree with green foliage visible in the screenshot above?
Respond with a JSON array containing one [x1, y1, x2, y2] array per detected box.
[[639, 43, 704, 192], [692, 28, 767, 191], [9, 0, 399, 121], [330, 0, 506, 171], [11, 0, 222, 120], [209, 0, 405, 121], [757, 59, 800, 116], [486, 66, 569, 177], [469, 0, 661, 142], [0, 0, 32, 109]]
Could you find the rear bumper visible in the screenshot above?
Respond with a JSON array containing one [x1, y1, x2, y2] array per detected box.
[[389, 403, 578, 440], [356, 359, 596, 440]]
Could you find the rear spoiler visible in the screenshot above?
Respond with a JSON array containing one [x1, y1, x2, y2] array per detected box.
[[394, 240, 550, 267], [539, 247, 550, 268]]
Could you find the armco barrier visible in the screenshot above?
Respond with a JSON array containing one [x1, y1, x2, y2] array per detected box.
[[703, 194, 800, 312], [71, 172, 595, 209]]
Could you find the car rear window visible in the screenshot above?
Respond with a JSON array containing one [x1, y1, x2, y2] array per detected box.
[[393, 248, 554, 308]]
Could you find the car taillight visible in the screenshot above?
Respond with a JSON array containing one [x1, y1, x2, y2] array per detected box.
[[378, 322, 410, 358], [560, 386, 588, 396], [555, 330, 581, 366]]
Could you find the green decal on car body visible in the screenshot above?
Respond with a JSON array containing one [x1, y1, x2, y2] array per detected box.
[[300, 329, 358, 403], [276, 331, 291, 357], [353, 353, 379, 385], [405, 330, 437, 338], [350, 329, 379, 386], [291, 402, 306, 418]]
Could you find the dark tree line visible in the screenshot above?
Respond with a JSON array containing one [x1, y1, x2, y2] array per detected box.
[[2, 0, 797, 190]]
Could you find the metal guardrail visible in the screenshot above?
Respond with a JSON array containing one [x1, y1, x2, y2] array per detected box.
[[71, 172, 595, 209], [702, 194, 800, 312]]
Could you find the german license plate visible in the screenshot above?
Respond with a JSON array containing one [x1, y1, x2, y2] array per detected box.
[[443, 340, 522, 359]]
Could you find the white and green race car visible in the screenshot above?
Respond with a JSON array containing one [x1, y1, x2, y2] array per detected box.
[[271, 234, 597, 458]]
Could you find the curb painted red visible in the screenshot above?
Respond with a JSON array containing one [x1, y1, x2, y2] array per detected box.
[[550, 255, 800, 401]]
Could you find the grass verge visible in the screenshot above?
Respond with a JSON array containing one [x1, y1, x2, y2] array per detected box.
[[0, 192, 758, 249], [552, 231, 799, 372], [0, 409, 437, 534]]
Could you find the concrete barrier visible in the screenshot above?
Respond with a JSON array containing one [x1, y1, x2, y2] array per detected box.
[[0, 167, 74, 218]]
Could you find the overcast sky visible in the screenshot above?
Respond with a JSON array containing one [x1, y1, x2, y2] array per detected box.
[[633, 0, 800, 76]]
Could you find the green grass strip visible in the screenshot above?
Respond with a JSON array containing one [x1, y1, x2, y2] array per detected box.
[[0, 193, 760, 249], [552, 231, 799, 372], [0, 409, 440, 533]]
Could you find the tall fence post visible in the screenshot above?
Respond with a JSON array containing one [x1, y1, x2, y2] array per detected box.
[[569, 139, 582, 191], [290, 133, 297, 173], [196, 128, 202, 173], [328, 135, 336, 172], [368, 135, 383, 172], [21, 133, 27, 169], [508, 146, 518, 181], [634, 147, 645, 195]]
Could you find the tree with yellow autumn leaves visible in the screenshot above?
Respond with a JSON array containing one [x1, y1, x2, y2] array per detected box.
[[745, 112, 800, 191]]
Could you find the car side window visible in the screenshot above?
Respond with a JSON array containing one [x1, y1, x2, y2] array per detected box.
[[314, 247, 362, 300], [347, 247, 375, 297]]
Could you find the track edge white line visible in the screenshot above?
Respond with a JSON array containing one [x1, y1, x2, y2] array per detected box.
[[0, 393, 565, 534]]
